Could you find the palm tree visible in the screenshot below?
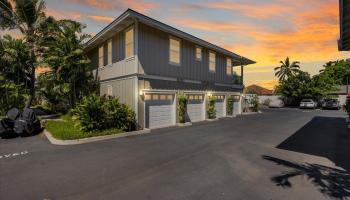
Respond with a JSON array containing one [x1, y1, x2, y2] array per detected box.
[[274, 57, 301, 82], [0, 0, 47, 108], [42, 19, 93, 107]]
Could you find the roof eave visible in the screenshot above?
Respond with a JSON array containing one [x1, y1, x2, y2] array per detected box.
[[85, 9, 256, 64]]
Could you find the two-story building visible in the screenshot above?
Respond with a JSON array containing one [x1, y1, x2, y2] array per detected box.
[[85, 9, 255, 129]]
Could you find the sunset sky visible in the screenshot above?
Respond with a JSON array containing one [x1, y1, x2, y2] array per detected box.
[[2, 0, 350, 89]]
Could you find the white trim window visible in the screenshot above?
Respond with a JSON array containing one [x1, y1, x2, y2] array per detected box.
[[209, 51, 216, 72], [169, 37, 181, 65], [107, 85, 113, 96], [195, 46, 202, 61], [226, 58, 232, 75], [125, 26, 134, 58], [107, 39, 112, 65], [98, 45, 104, 67]]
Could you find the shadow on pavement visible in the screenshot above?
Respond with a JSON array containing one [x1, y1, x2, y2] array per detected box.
[[263, 116, 350, 199], [276, 116, 350, 171], [262, 155, 350, 200]]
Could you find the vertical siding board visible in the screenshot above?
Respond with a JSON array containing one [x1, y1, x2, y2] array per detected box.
[[138, 22, 236, 84]]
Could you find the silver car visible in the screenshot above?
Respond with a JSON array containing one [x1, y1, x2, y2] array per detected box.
[[300, 99, 317, 109]]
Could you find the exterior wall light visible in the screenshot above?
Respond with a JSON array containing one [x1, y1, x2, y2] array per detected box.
[[207, 92, 213, 97], [139, 90, 144, 96]]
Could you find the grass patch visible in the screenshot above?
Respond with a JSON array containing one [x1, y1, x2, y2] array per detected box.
[[45, 116, 124, 140]]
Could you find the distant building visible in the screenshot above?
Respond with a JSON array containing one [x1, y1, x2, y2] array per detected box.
[[245, 84, 273, 96], [339, 0, 350, 51]]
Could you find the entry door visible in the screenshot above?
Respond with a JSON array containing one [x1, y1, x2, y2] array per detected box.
[[145, 94, 175, 129], [187, 94, 205, 122]]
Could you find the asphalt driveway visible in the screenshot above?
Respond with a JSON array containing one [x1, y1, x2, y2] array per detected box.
[[0, 108, 349, 200]]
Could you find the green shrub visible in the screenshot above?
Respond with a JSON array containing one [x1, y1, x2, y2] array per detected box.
[[251, 95, 260, 112], [207, 97, 216, 119], [104, 97, 136, 131], [71, 94, 107, 132], [71, 94, 136, 132], [178, 95, 188, 123], [227, 96, 234, 116]]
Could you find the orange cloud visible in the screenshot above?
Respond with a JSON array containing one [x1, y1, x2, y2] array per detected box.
[[206, 2, 294, 19], [46, 9, 82, 20], [68, 0, 158, 13], [87, 15, 114, 22]]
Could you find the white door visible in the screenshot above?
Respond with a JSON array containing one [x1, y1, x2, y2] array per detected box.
[[187, 94, 205, 122], [215, 95, 226, 118], [145, 94, 175, 129]]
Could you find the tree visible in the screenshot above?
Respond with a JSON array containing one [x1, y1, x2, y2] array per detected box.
[[39, 19, 97, 109], [0, 35, 31, 113], [319, 59, 350, 85], [274, 57, 301, 81], [0, 0, 47, 108], [275, 71, 337, 106]]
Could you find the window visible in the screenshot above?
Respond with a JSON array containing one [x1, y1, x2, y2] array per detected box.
[[107, 39, 112, 65], [226, 58, 232, 75], [232, 66, 241, 76], [145, 94, 151, 100], [169, 37, 180, 64], [98, 45, 104, 67], [196, 46, 202, 61], [107, 85, 113, 96], [209, 52, 216, 72], [125, 27, 134, 58]]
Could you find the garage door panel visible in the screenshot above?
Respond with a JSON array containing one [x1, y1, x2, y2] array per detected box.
[[187, 95, 205, 122], [215, 96, 226, 118], [146, 95, 175, 129]]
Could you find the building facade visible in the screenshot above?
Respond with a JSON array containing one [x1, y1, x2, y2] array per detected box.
[[86, 9, 255, 129]]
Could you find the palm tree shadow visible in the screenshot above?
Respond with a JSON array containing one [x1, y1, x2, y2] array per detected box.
[[263, 155, 350, 199]]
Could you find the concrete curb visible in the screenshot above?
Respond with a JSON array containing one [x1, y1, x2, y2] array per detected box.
[[225, 115, 236, 118], [43, 128, 151, 145], [206, 118, 219, 122], [242, 111, 262, 115], [177, 122, 192, 127]]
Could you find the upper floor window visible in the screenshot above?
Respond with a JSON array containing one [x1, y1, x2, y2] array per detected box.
[[169, 37, 181, 65], [107, 39, 112, 65], [226, 58, 232, 75], [125, 26, 134, 58], [196, 46, 202, 61], [232, 66, 241, 76], [209, 52, 216, 72], [98, 45, 104, 67]]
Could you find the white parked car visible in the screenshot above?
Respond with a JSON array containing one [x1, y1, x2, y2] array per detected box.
[[299, 99, 317, 109]]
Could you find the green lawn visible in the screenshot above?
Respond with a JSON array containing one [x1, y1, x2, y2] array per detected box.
[[45, 116, 124, 140]]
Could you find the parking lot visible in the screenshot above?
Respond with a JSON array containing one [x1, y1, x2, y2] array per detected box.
[[0, 108, 349, 200]]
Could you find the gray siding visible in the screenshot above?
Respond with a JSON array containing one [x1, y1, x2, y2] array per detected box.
[[138, 23, 234, 85], [140, 78, 242, 92], [100, 77, 137, 113], [87, 26, 130, 70]]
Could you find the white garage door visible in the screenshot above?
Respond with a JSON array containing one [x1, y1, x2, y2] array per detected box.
[[187, 94, 205, 122], [145, 94, 175, 129], [215, 95, 226, 118]]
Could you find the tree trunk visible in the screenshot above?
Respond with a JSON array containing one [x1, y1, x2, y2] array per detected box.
[[25, 48, 36, 108]]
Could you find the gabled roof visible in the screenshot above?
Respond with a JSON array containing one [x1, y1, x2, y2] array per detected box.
[[85, 9, 255, 66], [246, 84, 273, 95], [339, 0, 350, 51]]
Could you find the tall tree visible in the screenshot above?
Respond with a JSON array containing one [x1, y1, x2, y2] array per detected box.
[[274, 57, 301, 81], [0, 0, 47, 107], [40, 19, 95, 108], [0, 35, 30, 113]]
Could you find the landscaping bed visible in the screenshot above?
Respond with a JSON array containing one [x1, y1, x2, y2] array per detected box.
[[44, 116, 124, 140]]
